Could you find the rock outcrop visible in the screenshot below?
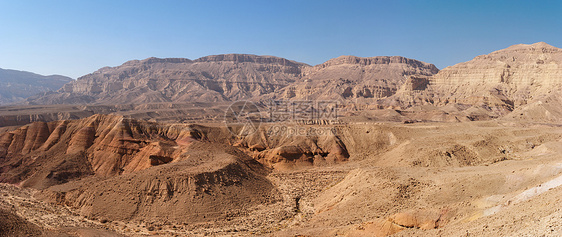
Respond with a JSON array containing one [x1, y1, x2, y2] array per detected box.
[[232, 125, 350, 169], [0, 114, 352, 188], [0, 114, 202, 187], [0, 114, 352, 224]]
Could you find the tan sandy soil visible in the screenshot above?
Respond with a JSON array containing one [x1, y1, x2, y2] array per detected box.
[[2, 115, 562, 236]]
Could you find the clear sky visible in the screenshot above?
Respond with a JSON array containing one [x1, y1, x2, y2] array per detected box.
[[0, 0, 561, 78]]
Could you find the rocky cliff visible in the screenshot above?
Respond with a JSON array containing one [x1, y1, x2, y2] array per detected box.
[[275, 56, 439, 101], [378, 42, 562, 121]]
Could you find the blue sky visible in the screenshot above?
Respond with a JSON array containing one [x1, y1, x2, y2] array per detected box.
[[0, 0, 561, 78]]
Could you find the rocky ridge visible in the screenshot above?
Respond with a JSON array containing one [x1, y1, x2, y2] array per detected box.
[[3, 115, 562, 235], [27, 54, 309, 105], [24, 54, 439, 107]]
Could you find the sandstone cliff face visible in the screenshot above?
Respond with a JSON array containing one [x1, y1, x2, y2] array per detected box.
[[377, 42, 562, 120], [430, 42, 562, 109], [432, 42, 562, 88], [275, 56, 439, 101], [27, 54, 308, 105]]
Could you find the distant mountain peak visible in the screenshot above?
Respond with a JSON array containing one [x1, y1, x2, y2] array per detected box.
[[491, 42, 561, 55], [531, 41, 554, 47], [0, 68, 72, 105]]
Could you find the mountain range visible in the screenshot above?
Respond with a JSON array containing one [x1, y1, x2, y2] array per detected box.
[[4, 42, 562, 236], [0, 68, 73, 105], [3, 42, 561, 124], [24, 54, 440, 105]]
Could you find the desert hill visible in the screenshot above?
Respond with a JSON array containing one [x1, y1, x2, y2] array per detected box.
[[18, 42, 562, 125], [0, 114, 351, 185], [0, 68, 72, 105], [0, 208, 45, 236]]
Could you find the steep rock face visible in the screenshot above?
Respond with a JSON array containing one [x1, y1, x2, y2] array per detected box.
[[376, 42, 562, 121], [0, 68, 72, 105], [26, 54, 308, 105], [430, 42, 562, 110], [432, 42, 562, 87], [276, 56, 439, 101]]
